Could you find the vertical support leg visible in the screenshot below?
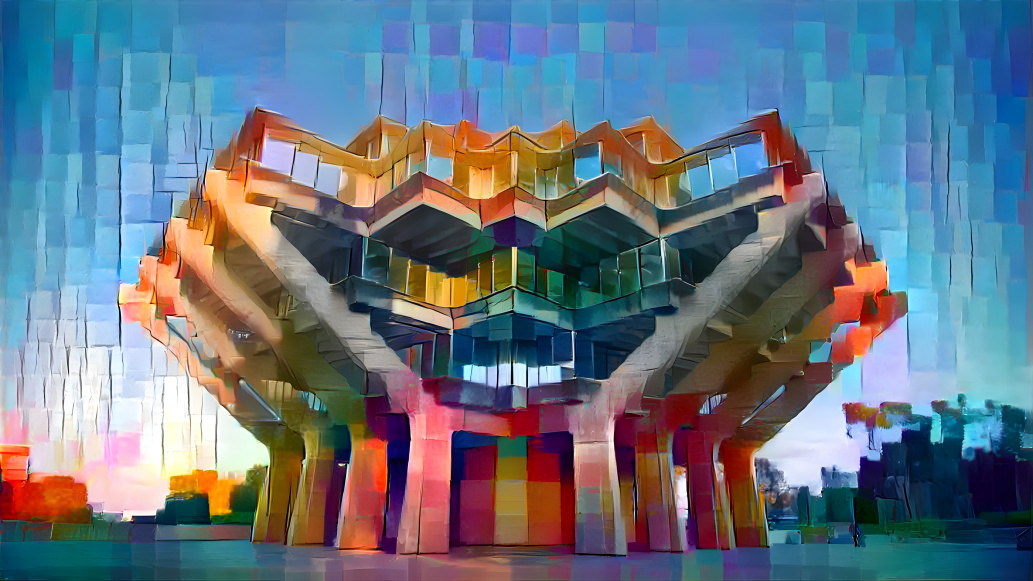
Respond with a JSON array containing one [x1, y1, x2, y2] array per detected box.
[[252, 430, 303, 544], [288, 425, 337, 546], [615, 445, 639, 548], [337, 424, 389, 549], [572, 422, 627, 556], [396, 416, 453, 554], [721, 442, 768, 547], [715, 452, 734, 550], [685, 430, 722, 550], [635, 428, 687, 552]]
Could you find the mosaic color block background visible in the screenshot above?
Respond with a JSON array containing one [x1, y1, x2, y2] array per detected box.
[[1, 0, 1030, 511]]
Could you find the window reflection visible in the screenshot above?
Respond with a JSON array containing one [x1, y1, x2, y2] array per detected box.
[[292, 151, 319, 188], [573, 143, 602, 184], [687, 158, 714, 198], [315, 162, 341, 195], [708, 146, 737, 191], [427, 154, 453, 181], [536, 167, 559, 199], [261, 137, 295, 174], [733, 137, 767, 177]]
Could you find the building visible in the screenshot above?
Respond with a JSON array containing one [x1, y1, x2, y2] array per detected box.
[[120, 108, 905, 555], [0, 445, 30, 520]]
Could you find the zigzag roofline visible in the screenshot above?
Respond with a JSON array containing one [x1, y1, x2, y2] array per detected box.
[[219, 107, 803, 175]]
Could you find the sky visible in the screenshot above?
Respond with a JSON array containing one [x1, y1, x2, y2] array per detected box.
[[0, 0, 1030, 507]]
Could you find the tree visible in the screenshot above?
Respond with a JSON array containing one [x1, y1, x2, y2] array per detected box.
[[755, 457, 786, 493]]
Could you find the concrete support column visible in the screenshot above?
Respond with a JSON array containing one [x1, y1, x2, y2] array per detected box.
[[396, 414, 454, 554], [684, 430, 733, 550], [715, 451, 734, 550], [720, 442, 768, 548], [635, 427, 687, 552], [252, 429, 304, 544], [337, 423, 389, 550], [288, 425, 337, 546], [571, 415, 627, 556]]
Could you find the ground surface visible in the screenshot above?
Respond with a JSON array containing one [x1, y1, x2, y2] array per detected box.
[[1, 538, 1030, 580]]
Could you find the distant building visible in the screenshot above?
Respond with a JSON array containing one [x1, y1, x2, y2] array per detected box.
[[820, 466, 858, 489]]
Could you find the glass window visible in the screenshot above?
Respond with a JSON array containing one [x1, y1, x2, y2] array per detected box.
[[392, 159, 408, 188], [407, 263, 428, 301], [362, 238, 390, 285], [547, 270, 565, 304], [639, 241, 665, 287], [408, 155, 427, 176], [709, 146, 737, 191], [686, 158, 714, 198], [387, 250, 410, 293], [579, 265, 600, 293], [497, 363, 513, 387], [535, 265, 549, 296], [512, 362, 528, 388], [573, 143, 602, 184], [603, 152, 623, 178], [493, 248, 514, 292], [479, 258, 494, 297], [618, 248, 640, 295], [541, 365, 562, 384], [578, 288, 603, 308], [675, 171, 692, 205], [663, 240, 682, 279], [515, 249, 535, 291], [427, 154, 453, 181], [562, 277, 578, 308], [733, 136, 768, 177], [600, 256, 619, 298], [536, 167, 558, 199], [553, 331, 574, 363], [292, 151, 319, 188], [315, 162, 342, 195], [261, 137, 295, 174]]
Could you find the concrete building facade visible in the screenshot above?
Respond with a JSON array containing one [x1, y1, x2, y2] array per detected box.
[[120, 108, 905, 555]]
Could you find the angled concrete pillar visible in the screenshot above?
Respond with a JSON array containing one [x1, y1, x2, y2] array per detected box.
[[720, 441, 768, 548], [635, 427, 686, 552], [396, 414, 454, 554], [337, 423, 389, 550], [684, 430, 725, 550], [288, 424, 337, 546], [570, 411, 627, 556], [252, 428, 304, 544], [715, 449, 735, 550]]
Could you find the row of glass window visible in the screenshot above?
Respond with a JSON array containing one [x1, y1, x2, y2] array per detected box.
[[394, 320, 636, 382], [395, 332, 601, 383], [459, 363, 566, 388], [357, 237, 682, 309], [668, 136, 768, 205], [259, 132, 770, 206]]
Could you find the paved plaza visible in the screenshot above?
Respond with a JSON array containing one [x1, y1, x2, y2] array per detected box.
[[1, 539, 1030, 581]]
